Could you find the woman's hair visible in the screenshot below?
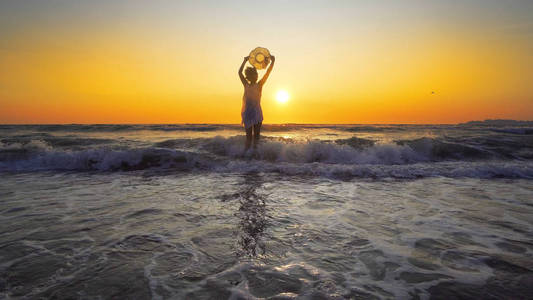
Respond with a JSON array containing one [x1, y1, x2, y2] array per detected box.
[[244, 67, 258, 79]]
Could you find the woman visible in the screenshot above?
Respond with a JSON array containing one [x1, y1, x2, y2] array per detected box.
[[238, 54, 275, 151]]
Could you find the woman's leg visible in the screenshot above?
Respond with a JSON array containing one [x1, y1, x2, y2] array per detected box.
[[252, 123, 261, 148], [245, 126, 253, 150]]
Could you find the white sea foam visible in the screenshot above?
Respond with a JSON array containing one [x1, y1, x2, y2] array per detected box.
[[1, 128, 532, 178], [1, 141, 532, 179]]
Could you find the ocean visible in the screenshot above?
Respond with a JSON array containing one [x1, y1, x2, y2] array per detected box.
[[1, 123, 532, 299]]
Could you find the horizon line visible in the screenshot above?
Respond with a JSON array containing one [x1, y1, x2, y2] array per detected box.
[[1, 119, 532, 126]]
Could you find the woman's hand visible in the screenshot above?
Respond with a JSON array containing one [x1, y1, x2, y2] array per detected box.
[[270, 55, 275, 62], [244, 56, 250, 62]]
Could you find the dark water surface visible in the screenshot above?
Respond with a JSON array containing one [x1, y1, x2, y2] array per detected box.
[[1, 173, 532, 299], [1, 124, 532, 298]]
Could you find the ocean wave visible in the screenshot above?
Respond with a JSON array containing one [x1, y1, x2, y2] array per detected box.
[[1, 137, 532, 179], [0, 135, 523, 167], [196, 136, 509, 163], [489, 128, 533, 135], [198, 136, 427, 164], [395, 137, 492, 160], [0, 147, 531, 179], [335, 137, 375, 148], [343, 125, 407, 132], [1, 136, 116, 154], [0, 146, 203, 171]]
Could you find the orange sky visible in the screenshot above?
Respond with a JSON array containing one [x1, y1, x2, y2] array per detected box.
[[1, 1, 532, 124]]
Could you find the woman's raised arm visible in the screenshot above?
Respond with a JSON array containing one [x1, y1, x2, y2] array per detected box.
[[238, 56, 249, 85], [259, 55, 275, 86]]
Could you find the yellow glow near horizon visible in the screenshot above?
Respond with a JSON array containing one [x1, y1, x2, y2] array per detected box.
[[0, 1, 532, 124], [276, 90, 290, 104]]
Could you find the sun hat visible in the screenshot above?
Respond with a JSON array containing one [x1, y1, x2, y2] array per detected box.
[[248, 47, 271, 70]]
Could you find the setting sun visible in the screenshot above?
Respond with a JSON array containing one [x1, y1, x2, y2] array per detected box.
[[276, 90, 290, 104]]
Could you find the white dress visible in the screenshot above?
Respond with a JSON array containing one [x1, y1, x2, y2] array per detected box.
[[241, 83, 263, 129]]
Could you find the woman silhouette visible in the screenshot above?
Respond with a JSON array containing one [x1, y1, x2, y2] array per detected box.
[[238, 55, 275, 151]]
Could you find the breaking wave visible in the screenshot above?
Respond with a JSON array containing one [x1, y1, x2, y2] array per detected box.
[[1, 136, 532, 179]]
